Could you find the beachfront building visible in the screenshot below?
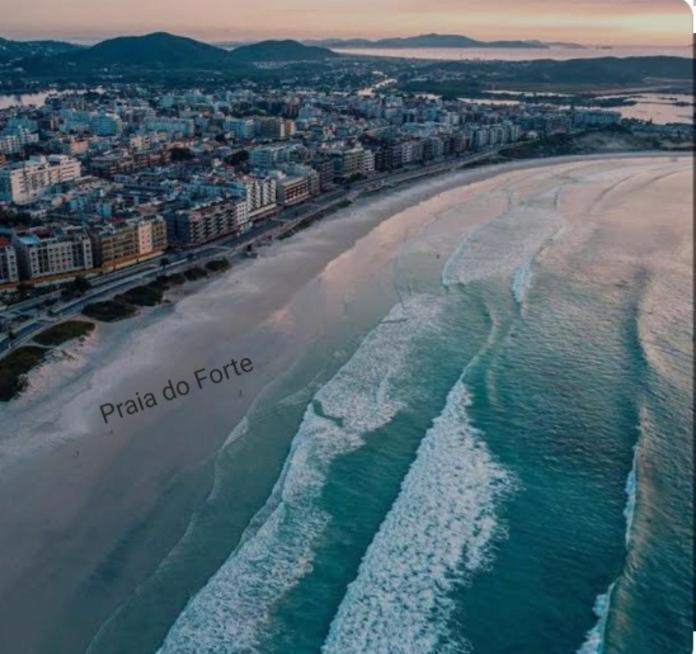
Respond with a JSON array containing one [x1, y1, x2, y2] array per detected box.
[[0, 155, 82, 205], [89, 216, 168, 271], [228, 175, 278, 221], [273, 172, 311, 207], [165, 198, 249, 246], [12, 226, 93, 280], [0, 238, 19, 284]]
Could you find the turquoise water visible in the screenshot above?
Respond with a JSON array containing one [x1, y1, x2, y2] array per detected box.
[[87, 160, 693, 654]]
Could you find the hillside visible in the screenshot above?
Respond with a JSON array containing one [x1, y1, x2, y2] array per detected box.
[[0, 37, 81, 62], [308, 33, 556, 49], [419, 56, 694, 86], [48, 32, 232, 69], [230, 39, 339, 62]]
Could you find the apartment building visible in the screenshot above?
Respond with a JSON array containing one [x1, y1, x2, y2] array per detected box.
[[0, 128, 39, 155], [12, 227, 93, 280], [165, 198, 249, 246], [90, 216, 168, 270], [274, 174, 310, 207], [0, 155, 82, 205], [0, 238, 19, 284]]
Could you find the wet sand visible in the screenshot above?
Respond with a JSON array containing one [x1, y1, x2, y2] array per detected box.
[[0, 152, 686, 654]]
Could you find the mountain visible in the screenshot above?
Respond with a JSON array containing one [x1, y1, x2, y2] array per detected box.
[[0, 37, 82, 62], [307, 33, 553, 49], [304, 38, 376, 49], [229, 39, 339, 62], [49, 32, 232, 69], [17, 33, 338, 75]]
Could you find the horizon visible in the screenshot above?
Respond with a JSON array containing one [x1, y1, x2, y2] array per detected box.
[[0, 30, 693, 50], [0, 0, 692, 47]]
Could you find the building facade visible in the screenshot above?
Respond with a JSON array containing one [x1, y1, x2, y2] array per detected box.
[[0, 155, 82, 205], [12, 227, 93, 280]]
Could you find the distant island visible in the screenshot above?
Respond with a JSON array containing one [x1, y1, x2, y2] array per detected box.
[[302, 33, 585, 49]]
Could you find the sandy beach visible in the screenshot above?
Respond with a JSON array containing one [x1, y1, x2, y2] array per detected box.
[[0, 152, 688, 654]]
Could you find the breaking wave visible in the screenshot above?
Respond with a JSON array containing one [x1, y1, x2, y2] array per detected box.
[[322, 378, 513, 654], [156, 295, 446, 654]]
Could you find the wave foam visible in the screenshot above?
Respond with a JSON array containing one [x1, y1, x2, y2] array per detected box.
[[322, 378, 513, 654], [576, 583, 615, 654], [577, 438, 641, 653], [156, 295, 446, 654], [442, 197, 562, 298]]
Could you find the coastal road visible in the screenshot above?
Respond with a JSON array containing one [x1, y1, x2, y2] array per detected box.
[[0, 147, 505, 356]]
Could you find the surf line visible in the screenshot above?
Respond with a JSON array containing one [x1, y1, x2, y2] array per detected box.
[[98, 357, 254, 425]]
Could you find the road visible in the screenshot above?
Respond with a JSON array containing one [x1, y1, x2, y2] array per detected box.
[[0, 148, 501, 356]]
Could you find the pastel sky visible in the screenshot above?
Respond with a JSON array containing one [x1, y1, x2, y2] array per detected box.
[[0, 0, 693, 45]]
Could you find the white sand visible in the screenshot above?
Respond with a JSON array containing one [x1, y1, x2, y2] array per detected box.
[[0, 152, 688, 654]]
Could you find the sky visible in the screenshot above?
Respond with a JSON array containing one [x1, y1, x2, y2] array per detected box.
[[0, 0, 693, 45]]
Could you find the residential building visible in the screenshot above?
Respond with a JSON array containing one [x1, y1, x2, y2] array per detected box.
[[165, 198, 249, 246], [12, 227, 93, 280], [90, 216, 167, 270], [0, 238, 18, 283], [0, 156, 82, 205]]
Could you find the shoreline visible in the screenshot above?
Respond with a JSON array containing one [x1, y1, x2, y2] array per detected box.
[[0, 151, 689, 654], [0, 146, 684, 373]]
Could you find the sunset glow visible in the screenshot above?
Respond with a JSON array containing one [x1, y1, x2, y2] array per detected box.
[[1, 0, 692, 45]]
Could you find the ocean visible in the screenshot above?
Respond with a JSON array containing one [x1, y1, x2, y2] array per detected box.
[[76, 156, 692, 654], [332, 45, 692, 62]]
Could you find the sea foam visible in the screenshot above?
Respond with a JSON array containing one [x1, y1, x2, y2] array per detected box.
[[441, 193, 562, 301], [156, 295, 446, 654], [321, 378, 513, 654], [576, 440, 640, 653]]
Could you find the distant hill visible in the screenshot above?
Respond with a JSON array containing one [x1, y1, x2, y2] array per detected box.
[[48, 32, 232, 69], [402, 56, 694, 97], [503, 56, 694, 84], [307, 33, 559, 49], [17, 33, 338, 76], [0, 37, 81, 62], [230, 39, 339, 62]]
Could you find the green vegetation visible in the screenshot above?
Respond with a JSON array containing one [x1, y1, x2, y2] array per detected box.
[[0, 207, 35, 228], [205, 258, 231, 272], [158, 272, 186, 286], [424, 57, 693, 87], [34, 320, 94, 346], [500, 127, 660, 159], [0, 36, 81, 63], [184, 266, 209, 281], [0, 346, 49, 401], [230, 39, 338, 63], [117, 281, 166, 307], [83, 299, 138, 322], [61, 275, 92, 300]]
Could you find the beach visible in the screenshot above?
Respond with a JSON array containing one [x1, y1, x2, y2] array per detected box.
[[0, 153, 691, 654]]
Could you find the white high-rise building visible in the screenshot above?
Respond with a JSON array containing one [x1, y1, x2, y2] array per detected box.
[[0, 156, 82, 205]]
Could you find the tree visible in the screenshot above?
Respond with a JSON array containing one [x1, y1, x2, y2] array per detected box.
[[62, 276, 91, 299], [225, 149, 249, 167], [170, 147, 195, 162], [16, 283, 32, 299]]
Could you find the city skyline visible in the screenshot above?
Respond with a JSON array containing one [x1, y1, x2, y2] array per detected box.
[[1, 0, 693, 46]]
